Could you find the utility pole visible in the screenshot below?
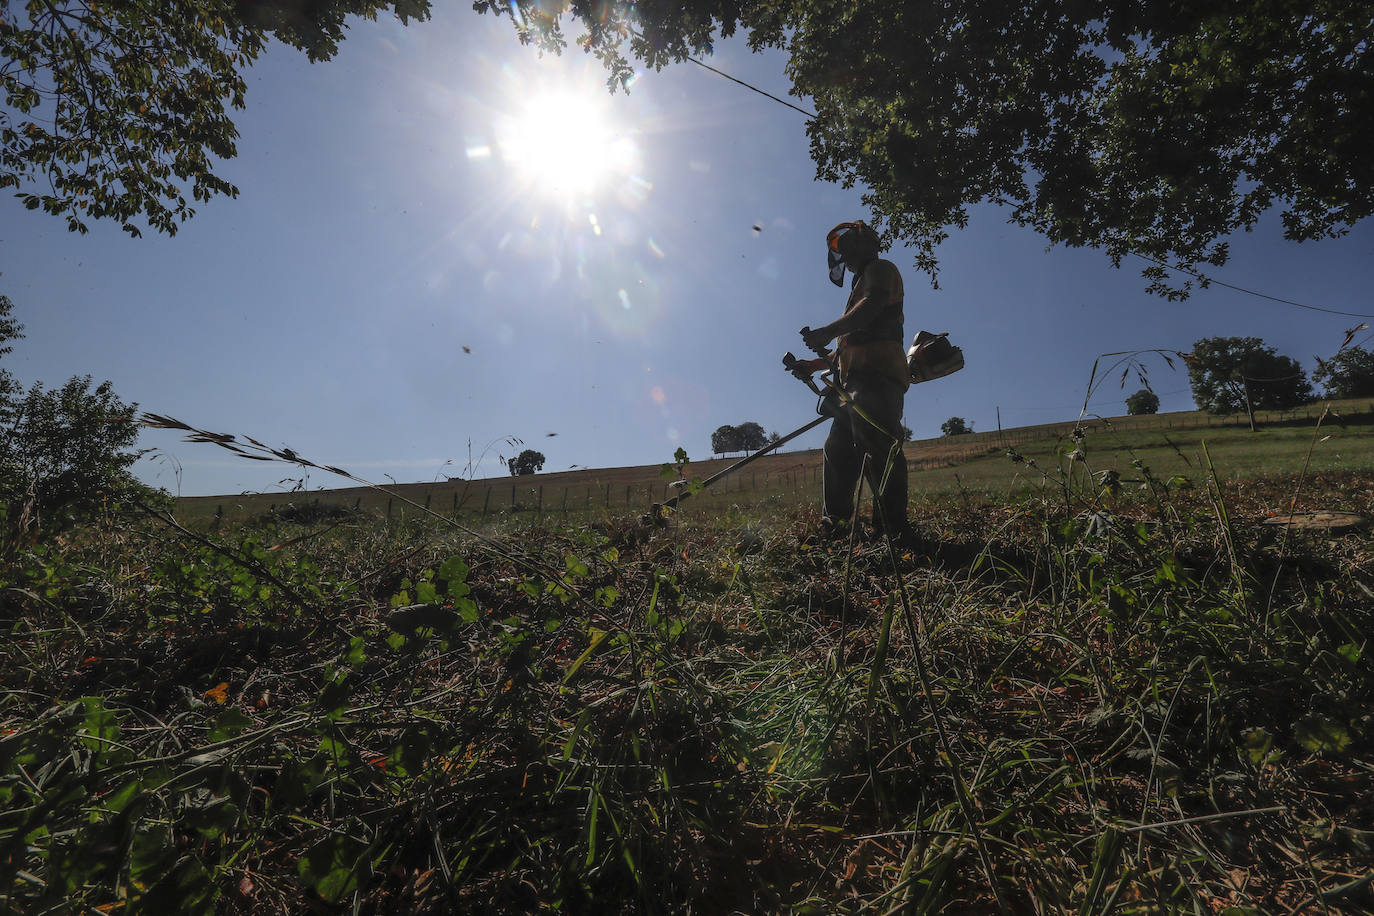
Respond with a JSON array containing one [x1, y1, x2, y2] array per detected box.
[[1241, 373, 1257, 432]]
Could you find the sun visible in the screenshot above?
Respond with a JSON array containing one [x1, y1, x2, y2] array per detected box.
[[496, 90, 638, 197]]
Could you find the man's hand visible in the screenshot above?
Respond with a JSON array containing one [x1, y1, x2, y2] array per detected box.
[[801, 325, 835, 353], [786, 355, 828, 379]]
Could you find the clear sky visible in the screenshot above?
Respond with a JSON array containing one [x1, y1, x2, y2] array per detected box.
[[4, 7, 1373, 498]]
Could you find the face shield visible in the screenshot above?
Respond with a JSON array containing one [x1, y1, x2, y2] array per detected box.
[[824, 222, 857, 287], [825, 221, 873, 286]]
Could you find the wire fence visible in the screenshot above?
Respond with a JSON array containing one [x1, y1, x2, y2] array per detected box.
[[190, 402, 1374, 524]]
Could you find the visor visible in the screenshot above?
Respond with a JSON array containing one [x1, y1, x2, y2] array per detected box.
[[826, 222, 862, 287], [827, 247, 847, 286]]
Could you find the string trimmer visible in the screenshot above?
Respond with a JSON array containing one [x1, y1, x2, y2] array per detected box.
[[643, 352, 838, 524]]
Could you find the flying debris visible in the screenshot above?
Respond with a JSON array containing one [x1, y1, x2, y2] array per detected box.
[[462, 345, 472, 354], [546, 432, 558, 437], [752, 223, 762, 234], [1341, 324, 1369, 349]]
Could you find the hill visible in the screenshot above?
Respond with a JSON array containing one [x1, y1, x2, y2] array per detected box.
[[176, 398, 1374, 524]]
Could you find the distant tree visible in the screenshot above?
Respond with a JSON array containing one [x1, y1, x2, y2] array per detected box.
[[1312, 347, 1374, 399], [735, 422, 768, 454], [941, 417, 972, 437], [507, 449, 545, 476], [1, 296, 155, 531], [1187, 337, 1313, 415], [767, 431, 782, 446], [2, 1, 432, 237], [711, 424, 741, 456], [900, 423, 914, 441], [1125, 389, 1160, 416]]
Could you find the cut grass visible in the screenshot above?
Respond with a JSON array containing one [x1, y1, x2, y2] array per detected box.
[[4, 451, 1373, 912]]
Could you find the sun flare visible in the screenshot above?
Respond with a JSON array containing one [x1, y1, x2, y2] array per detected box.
[[496, 91, 638, 197]]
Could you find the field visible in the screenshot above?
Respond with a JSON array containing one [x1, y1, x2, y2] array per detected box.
[[3, 407, 1374, 913], [177, 399, 1374, 525]]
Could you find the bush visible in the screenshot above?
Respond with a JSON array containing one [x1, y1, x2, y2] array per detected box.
[[0, 296, 157, 533], [941, 417, 972, 436], [1312, 347, 1374, 399], [1125, 388, 1160, 415]]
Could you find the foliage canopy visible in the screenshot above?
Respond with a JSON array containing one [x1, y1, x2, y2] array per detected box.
[[1312, 346, 1374, 399], [481, 0, 1374, 295], [711, 422, 767, 456], [940, 416, 971, 437], [507, 448, 546, 476], [1, 0, 430, 236], [0, 296, 152, 530], [1186, 336, 1313, 415], [1125, 388, 1160, 416]]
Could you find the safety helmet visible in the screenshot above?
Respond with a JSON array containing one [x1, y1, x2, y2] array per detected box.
[[825, 220, 880, 286]]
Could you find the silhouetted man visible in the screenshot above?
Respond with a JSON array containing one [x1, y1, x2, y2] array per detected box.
[[788, 220, 912, 540]]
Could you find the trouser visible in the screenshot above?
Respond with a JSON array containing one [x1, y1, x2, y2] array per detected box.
[[822, 371, 909, 532]]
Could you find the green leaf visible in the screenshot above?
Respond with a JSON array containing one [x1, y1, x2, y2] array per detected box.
[[441, 555, 471, 598], [415, 580, 438, 604], [298, 833, 369, 903], [1295, 715, 1351, 754], [564, 628, 610, 684], [208, 708, 253, 743], [1239, 727, 1274, 766], [76, 696, 121, 755], [132, 854, 217, 913], [342, 635, 366, 666], [438, 556, 468, 582]]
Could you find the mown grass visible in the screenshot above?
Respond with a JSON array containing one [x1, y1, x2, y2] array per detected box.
[[3, 431, 1373, 913]]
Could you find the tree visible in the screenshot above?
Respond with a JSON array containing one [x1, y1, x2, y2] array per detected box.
[[1313, 347, 1374, 399], [899, 423, 914, 442], [481, 1, 1374, 295], [507, 449, 545, 476], [2, 1, 431, 236], [735, 421, 767, 454], [1187, 337, 1313, 416], [0, 297, 153, 530], [1125, 389, 1160, 416], [941, 417, 971, 437], [711, 424, 740, 456]]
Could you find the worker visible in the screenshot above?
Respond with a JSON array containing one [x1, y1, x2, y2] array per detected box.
[[788, 220, 913, 541]]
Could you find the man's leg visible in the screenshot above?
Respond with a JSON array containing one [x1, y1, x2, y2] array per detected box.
[[850, 375, 910, 535], [822, 411, 860, 528]]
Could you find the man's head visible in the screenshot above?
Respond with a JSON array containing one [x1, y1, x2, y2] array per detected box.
[[826, 220, 881, 286]]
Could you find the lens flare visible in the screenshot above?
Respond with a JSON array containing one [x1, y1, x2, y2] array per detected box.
[[496, 90, 641, 198]]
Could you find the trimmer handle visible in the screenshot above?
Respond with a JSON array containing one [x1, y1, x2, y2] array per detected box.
[[783, 351, 824, 396]]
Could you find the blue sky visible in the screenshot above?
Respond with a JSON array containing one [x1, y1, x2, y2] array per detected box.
[[3, 7, 1373, 498]]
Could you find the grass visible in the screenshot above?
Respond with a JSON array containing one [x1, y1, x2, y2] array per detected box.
[[2, 415, 1373, 913]]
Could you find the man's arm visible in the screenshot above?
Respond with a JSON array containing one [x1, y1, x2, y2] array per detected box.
[[800, 264, 894, 351]]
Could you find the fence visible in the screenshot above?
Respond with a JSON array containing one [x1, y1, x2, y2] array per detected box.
[[195, 403, 1374, 524]]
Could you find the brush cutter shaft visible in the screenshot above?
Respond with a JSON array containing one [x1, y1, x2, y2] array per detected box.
[[652, 414, 828, 515]]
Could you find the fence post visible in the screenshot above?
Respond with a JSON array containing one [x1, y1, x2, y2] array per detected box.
[[561, 489, 568, 515], [538, 485, 543, 514], [511, 485, 516, 509], [482, 488, 491, 516]]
